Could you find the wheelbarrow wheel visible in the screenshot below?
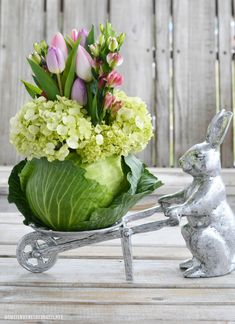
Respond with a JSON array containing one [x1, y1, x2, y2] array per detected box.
[[16, 232, 58, 273]]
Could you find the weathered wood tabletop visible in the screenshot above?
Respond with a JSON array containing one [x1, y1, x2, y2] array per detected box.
[[0, 168, 235, 323]]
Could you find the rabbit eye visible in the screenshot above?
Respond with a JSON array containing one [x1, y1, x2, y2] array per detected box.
[[194, 152, 204, 160]]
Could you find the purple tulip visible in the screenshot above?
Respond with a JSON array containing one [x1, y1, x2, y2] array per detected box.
[[76, 45, 93, 82], [46, 46, 65, 74], [50, 32, 68, 60], [71, 77, 87, 105], [71, 28, 88, 47]]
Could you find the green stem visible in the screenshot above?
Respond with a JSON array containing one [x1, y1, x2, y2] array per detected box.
[[56, 73, 63, 96]]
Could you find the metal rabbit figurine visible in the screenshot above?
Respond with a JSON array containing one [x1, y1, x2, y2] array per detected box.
[[159, 110, 235, 278]]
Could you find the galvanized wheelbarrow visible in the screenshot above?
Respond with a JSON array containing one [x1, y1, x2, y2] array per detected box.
[[16, 205, 178, 281]]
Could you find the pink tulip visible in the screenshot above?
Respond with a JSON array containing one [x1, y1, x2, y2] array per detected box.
[[70, 28, 88, 47], [50, 32, 68, 60], [70, 29, 79, 42], [71, 77, 87, 106], [106, 70, 123, 87], [104, 92, 116, 109], [76, 45, 93, 82], [106, 53, 123, 69], [46, 46, 65, 74]]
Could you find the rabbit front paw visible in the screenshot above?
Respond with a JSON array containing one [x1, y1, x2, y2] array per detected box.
[[165, 206, 182, 222], [158, 197, 171, 210]]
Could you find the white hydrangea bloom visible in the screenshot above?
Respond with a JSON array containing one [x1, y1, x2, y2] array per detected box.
[[10, 92, 153, 164]]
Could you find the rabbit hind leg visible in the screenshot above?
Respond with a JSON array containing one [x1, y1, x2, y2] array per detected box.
[[179, 257, 200, 269], [180, 223, 200, 269], [184, 227, 231, 278]]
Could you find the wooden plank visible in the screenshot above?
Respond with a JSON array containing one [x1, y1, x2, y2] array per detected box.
[[0, 0, 45, 166], [45, 0, 61, 42], [173, 0, 217, 165], [1, 286, 235, 305], [0, 321, 229, 324], [110, 0, 154, 166], [0, 322, 228, 324], [63, 0, 108, 35], [1, 300, 235, 321], [1, 258, 235, 288], [155, 0, 171, 167], [218, 0, 234, 167]]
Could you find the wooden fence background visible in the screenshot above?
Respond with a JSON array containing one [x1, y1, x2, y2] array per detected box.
[[0, 0, 234, 167]]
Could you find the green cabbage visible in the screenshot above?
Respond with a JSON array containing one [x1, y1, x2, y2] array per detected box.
[[8, 154, 163, 231]]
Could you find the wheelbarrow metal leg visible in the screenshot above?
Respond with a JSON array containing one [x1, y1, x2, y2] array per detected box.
[[120, 225, 133, 281]]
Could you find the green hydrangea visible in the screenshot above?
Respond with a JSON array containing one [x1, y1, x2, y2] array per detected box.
[[10, 91, 153, 163]]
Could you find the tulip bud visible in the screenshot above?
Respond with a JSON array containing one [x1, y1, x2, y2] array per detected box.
[[106, 70, 123, 87], [40, 40, 48, 50], [34, 40, 48, 56], [76, 45, 93, 82], [99, 23, 104, 33], [89, 44, 99, 57], [106, 53, 123, 69], [71, 28, 88, 47], [33, 42, 41, 54], [46, 46, 65, 74], [70, 29, 79, 42], [29, 52, 41, 64], [108, 37, 118, 52], [71, 77, 87, 106], [77, 28, 88, 47], [50, 32, 68, 60], [98, 34, 105, 47], [117, 33, 126, 46]]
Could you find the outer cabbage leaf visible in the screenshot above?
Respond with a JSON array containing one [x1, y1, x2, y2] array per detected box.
[[8, 154, 163, 231]]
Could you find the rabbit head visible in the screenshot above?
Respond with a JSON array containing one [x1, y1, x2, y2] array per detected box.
[[178, 110, 233, 177]]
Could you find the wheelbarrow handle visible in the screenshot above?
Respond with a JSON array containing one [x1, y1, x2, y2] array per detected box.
[[123, 204, 163, 224]]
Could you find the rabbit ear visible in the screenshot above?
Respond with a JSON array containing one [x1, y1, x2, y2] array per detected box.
[[206, 110, 233, 147]]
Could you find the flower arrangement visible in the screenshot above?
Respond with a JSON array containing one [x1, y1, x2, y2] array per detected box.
[[8, 22, 163, 231]]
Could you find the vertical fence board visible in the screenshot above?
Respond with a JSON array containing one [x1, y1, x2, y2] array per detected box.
[[155, 0, 171, 167], [110, 0, 154, 166], [63, 0, 108, 35], [0, 0, 234, 167], [45, 0, 61, 42], [0, 0, 44, 165], [218, 0, 233, 167], [173, 0, 217, 165]]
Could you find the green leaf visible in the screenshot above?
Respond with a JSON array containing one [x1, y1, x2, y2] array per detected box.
[[8, 160, 43, 227], [64, 38, 81, 98], [104, 21, 116, 39], [27, 59, 60, 100], [91, 93, 99, 125], [85, 25, 95, 53], [21, 80, 42, 98], [32, 75, 41, 88], [61, 37, 81, 88]]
